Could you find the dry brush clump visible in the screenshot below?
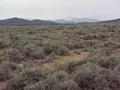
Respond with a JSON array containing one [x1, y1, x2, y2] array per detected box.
[[0, 62, 20, 81], [24, 70, 72, 90], [6, 70, 68, 90], [23, 43, 45, 59], [73, 62, 120, 90], [6, 69, 47, 90], [5, 48, 24, 63], [0, 38, 10, 49]]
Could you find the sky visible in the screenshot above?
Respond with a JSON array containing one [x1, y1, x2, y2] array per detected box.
[[0, 0, 120, 20]]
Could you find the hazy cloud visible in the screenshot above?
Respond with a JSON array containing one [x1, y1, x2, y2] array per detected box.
[[0, 0, 120, 20]]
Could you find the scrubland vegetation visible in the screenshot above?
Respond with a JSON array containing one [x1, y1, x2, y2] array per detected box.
[[0, 24, 120, 90]]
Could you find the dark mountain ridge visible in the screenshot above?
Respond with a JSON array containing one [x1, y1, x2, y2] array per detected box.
[[0, 17, 58, 25], [100, 18, 120, 23]]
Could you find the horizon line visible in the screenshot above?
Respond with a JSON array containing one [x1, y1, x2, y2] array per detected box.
[[0, 17, 120, 21]]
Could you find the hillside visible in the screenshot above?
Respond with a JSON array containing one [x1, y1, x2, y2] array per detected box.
[[100, 18, 120, 23], [0, 17, 58, 25]]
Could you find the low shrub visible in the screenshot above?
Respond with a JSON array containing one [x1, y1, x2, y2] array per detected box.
[[58, 61, 80, 74], [23, 43, 45, 59], [43, 45, 53, 55], [24, 70, 69, 90], [0, 39, 9, 49], [73, 62, 120, 90], [5, 48, 24, 63], [54, 80, 80, 90], [6, 69, 47, 90], [0, 62, 20, 81], [55, 46, 70, 55], [97, 55, 120, 69]]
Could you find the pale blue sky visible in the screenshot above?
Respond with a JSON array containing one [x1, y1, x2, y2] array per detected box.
[[0, 0, 120, 20]]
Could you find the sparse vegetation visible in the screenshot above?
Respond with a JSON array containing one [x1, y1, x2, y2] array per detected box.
[[0, 24, 120, 90]]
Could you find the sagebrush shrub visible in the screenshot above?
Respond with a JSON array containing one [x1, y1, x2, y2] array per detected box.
[[73, 62, 120, 90], [24, 43, 45, 59], [0, 62, 20, 81], [25, 70, 69, 90], [0, 39, 9, 49], [5, 48, 24, 63], [55, 46, 70, 55], [6, 69, 47, 90]]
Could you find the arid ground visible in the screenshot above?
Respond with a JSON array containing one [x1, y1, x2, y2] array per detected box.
[[0, 24, 120, 90]]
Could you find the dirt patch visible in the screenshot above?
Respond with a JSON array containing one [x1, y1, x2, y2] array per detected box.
[[112, 38, 120, 44], [0, 81, 7, 90], [39, 49, 89, 71]]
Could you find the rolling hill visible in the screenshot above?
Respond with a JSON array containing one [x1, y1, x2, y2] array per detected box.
[[0, 17, 58, 25], [100, 18, 120, 23]]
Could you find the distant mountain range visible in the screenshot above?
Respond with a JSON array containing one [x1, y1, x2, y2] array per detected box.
[[55, 17, 100, 24], [0, 17, 57, 25], [100, 18, 120, 23], [0, 17, 120, 25]]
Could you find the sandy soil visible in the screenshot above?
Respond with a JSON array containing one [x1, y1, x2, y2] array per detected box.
[[40, 49, 89, 70]]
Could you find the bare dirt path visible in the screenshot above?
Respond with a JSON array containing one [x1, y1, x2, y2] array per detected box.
[[0, 81, 7, 90], [39, 49, 89, 71]]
